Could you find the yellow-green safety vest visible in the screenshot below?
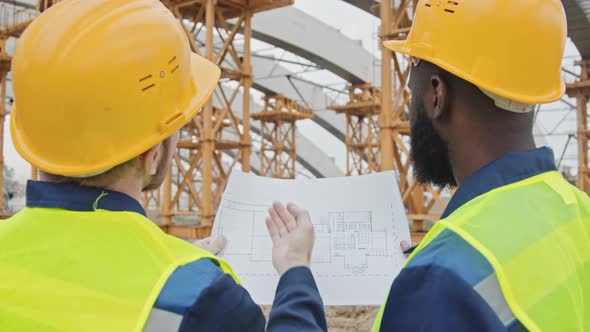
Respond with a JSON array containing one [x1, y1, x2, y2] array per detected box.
[[373, 171, 590, 331], [0, 207, 240, 332]]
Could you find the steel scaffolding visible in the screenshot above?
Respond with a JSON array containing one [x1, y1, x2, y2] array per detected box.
[[253, 94, 313, 179], [329, 84, 381, 176], [567, 60, 590, 194], [0, 2, 38, 216], [146, 0, 292, 238]]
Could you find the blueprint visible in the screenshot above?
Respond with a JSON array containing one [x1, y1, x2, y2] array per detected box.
[[211, 170, 411, 305]]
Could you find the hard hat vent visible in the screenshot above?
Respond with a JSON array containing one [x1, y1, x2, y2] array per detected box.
[[169, 56, 179, 74], [139, 74, 155, 91], [445, 1, 459, 13], [424, 1, 459, 12], [138, 56, 179, 92]]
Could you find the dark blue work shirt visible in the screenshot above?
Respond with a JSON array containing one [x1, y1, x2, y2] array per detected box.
[[26, 181, 327, 332], [379, 147, 557, 331]]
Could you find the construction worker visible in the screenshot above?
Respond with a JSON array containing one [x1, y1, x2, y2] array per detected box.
[[0, 0, 326, 331], [270, 0, 590, 331]]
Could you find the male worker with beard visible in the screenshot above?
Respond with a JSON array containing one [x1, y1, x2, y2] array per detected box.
[[375, 0, 590, 330], [270, 0, 590, 331], [0, 0, 326, 331]]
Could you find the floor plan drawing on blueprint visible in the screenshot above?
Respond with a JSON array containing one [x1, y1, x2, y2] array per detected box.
[[323, 211, 388, 273], [211, 170, 411, 305]]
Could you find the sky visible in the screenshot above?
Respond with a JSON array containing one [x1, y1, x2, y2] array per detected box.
[[1, 0, 585, 182]]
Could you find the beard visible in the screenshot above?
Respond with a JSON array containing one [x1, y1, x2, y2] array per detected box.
[[142, 158, 169, 191], [142, 137, 175, 192], [409, 100, 457, 188]]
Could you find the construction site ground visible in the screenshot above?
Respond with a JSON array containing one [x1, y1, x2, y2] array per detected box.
[[262, 306, 379, 331]]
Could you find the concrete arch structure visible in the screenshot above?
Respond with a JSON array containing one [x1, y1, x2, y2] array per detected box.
[[250, 6, 380, 85], [250, 56, 346, 141]]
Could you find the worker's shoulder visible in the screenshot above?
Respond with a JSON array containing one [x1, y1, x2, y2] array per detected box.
[[154, 258, 226, 315], [406, 228, 493, 286]]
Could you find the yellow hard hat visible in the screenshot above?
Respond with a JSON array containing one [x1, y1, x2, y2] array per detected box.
[[11, 0, 220, 177], [384, 0, 567, 105]]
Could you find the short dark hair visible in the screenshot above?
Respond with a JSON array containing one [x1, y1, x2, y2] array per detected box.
[[41, 157, 142, 188]]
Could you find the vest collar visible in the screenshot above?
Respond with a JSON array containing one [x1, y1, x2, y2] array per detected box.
[[26, 181, 147, 217], [442, 146, 557, 218]]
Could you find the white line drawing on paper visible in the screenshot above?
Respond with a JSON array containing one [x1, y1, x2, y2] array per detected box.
[[216, 200, 390, 274], [326, 211, 388, 273]]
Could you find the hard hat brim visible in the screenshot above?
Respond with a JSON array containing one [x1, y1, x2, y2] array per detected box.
[[185, 52, 221, 124], [382, 40, 565, 105], [11, 53, 221, 177], [383, 40, 408, 54]]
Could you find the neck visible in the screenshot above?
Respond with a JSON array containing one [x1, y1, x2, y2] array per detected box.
[[104, 177, 143, 202], [39, 171, 144, 202], [449, 130, 536, 186]]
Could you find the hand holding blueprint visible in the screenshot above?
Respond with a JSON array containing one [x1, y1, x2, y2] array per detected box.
[[211, 170, 411, 305]]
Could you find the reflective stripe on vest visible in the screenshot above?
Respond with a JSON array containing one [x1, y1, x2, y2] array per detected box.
[[144, 308, 183, 332], [0, 208, 240, 332], [474, 273, 516, 326], [372, 172, 590, 331]]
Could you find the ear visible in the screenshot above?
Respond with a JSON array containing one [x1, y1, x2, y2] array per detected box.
[[141, 143, 162, 176], [428, 75, 450, 121]]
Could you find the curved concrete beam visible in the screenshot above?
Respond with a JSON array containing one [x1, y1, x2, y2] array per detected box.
[[251, 56, 346, 141], [249, 6, 380, 85], [340, 0, 378, 17], [563, 0, 590, 58], [193, 26, 349, 142]]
